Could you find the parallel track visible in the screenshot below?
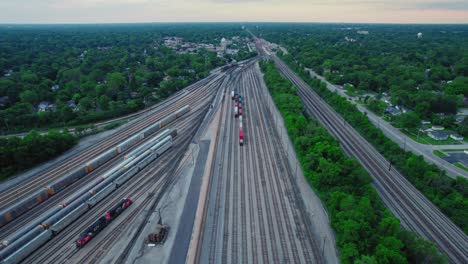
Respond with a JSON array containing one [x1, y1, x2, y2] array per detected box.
[[273, 55, 468, 263]]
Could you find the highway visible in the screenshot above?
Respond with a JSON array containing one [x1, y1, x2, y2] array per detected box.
[[269, 53, 468, 263], [196, 62, 322, 263]]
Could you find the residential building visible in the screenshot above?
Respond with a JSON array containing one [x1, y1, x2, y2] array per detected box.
[[0, 96, 10, 109], [385, 106, 401, 116], [450, 133, 464, 141], [428, 131, 449, 141]]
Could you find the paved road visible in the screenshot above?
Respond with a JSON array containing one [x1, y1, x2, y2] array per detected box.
[[306, 68, 467, 178], [168, 140, 210, 264]]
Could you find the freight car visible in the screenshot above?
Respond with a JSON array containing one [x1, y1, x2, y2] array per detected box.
[[0, 134, 172, 263], [76, 198, 132, 248], [0, 106, 189, 229], [239, 129, 244, 146]]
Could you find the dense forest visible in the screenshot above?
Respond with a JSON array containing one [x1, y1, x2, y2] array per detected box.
[[260, 60, 445, 263], [0, 24, 254, 132], [253, 23, 468, 136]]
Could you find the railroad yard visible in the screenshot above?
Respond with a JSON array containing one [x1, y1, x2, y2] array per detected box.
[[0, 39, 467, 264], [196, 64, 325, 263]]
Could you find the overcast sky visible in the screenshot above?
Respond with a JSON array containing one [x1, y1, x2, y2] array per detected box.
[[0, 0, 467, 24]]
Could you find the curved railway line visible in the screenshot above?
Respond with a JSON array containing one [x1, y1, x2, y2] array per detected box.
[[272, 55, 468, 263], [24, 112, 204, 263], [0, 63, 239, 263], [0, 72, 224, 213]]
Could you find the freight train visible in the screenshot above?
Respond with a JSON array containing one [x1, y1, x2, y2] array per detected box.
[[0, 133, 174, 264], [0, 106, 190, 230], [0, 106, 190, 264], [76, 198, 132, 248]]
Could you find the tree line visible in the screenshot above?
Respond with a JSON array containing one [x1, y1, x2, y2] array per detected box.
[[0, 130, 77, 180]]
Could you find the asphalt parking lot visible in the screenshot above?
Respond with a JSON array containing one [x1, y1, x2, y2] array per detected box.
[[442, 152, 468, 167]]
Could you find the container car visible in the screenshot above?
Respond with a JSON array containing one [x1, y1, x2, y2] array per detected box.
[[234, 106, 238, 118], [238, 95, 243, 104], [239, 130, 244, 146], [239, 108, 243, 117], [231, 90, 235, 99], [0, 230, 53, 264], [50, 204, 89, 235]]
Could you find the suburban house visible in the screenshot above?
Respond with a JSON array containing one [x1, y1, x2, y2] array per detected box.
[[450, 133, 464, 141], [385, 106, 401, 116], [38, 101, 54, 112], [66, 100, 79, 112], [419, 125, 432, 133], [431, 125, 445, 131], [428, 131, 449, 141], [0, 96, 10, 109]]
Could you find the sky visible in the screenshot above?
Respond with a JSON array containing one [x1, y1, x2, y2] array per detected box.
[[0, 0, 467, 24]]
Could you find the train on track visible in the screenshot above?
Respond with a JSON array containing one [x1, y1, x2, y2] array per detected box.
[[232, 90, 245, 146], [0, 106, 190, 264], [76, 198, 132, 248], [0, 106, 190, 230], [0, 132, 174, 264]]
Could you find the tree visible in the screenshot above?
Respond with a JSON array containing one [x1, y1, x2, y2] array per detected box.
[[19, 90, 39, 105], [396, 112, 420, 130]]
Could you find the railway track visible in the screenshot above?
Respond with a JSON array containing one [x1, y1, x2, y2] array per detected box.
[[0, 65, 236, 263], [20, 71, 227, 263], [0, 71, 228, 237], [199, 63, 320, 263], [272, 55, 468, 263], [247, 67, 319, 262], [0, 72, 224, 212]]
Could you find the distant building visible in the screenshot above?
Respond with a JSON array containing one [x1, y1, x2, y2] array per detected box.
[[0, 96, 10, 109], [419, 125, 432, 133], [450, 133, 464, 141], [66, 100, 79, 112], [51, 84, 60, 91], [385, 106, 401, 116], [421, 120, 431, 125], [431, 125, 445, 131], [38, 101, 50, 112], [417, 32, 423, 39], [3, 69, 13, 77], [357, 30, 369, 35], [454, 115, 465, 124], [428, 131, 448, 141]]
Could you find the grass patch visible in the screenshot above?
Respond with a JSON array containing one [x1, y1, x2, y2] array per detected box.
[[454, 163, 468, 172], [442, 149, 468, 152], [433, 150, 448, 157]]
